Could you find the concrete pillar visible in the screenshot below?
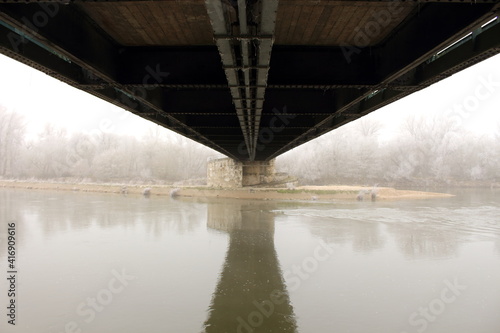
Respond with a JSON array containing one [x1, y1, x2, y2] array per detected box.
[[207, 157, 276, 188], [242, 159, 276, 186], [207, 158, 243, 188]]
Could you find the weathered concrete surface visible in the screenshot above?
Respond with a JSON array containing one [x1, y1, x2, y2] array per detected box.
[[207, 157, 278, 188], [207, 158, 243, 188], [242, 159, 276, 186]]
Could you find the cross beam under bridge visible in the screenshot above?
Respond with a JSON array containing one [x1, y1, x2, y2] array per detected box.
[[0, 0, 499, 161]]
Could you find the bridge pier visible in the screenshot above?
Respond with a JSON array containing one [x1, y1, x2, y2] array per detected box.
[[207, 158, 277, 188]]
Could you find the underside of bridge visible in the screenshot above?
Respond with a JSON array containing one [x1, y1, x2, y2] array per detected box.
[[0, 0, 499, 163]]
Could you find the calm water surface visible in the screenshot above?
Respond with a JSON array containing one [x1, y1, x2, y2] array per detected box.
[[0, 188, 499, 333]]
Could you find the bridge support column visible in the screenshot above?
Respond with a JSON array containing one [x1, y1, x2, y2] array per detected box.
[[242, 160, 276, 187], [207, 158, 276, 188]]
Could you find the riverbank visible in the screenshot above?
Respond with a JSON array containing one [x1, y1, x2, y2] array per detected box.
[[0, 180, 454, 201]]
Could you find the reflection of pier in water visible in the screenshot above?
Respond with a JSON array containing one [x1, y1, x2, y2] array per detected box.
[[204, 201, 297, 333]]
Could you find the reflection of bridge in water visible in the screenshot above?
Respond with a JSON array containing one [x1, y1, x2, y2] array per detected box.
[[205, 201, 297, 332]]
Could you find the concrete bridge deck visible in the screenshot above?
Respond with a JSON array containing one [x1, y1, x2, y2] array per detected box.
[[0, 0, 499, 163]]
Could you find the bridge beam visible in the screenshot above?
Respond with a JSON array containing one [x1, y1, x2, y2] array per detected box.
[[0, 2, 242, 159], [265, 8, 500, 160], [0, 1, 499, 162], [205, 0, 279, 161]]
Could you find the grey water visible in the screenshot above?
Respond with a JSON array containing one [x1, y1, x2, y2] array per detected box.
[[0, 188, 499, 333]]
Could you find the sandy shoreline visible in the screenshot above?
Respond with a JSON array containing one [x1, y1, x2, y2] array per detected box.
[[0, 180, 454, 201]]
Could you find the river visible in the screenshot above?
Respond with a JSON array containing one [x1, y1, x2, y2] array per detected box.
[[0, 188, 499, 333]]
